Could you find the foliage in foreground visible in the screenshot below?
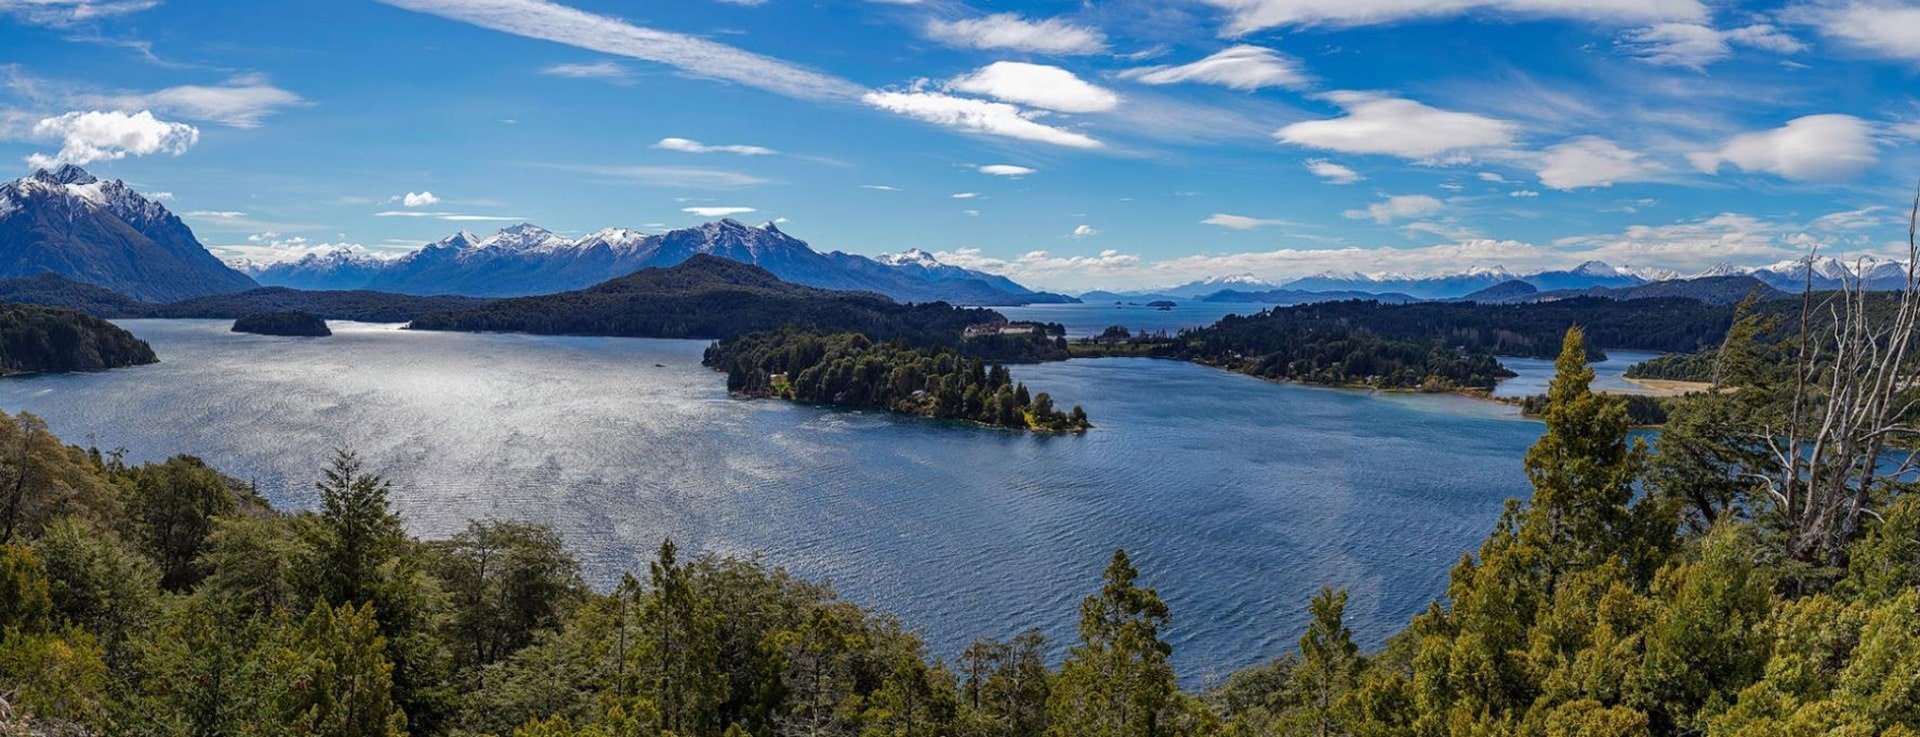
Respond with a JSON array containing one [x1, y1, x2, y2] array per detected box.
[[6, 312, 1920, 736]]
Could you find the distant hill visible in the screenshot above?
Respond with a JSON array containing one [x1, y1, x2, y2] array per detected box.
[[152, 287, 493, 323], [1468, 275, 1784, 305], [1200, 288, 1420, 305], [0, 273, 149, 317], [0, 165, 257, 301], [0, 272, 492, 323], [0, 302, 156, 375], [1456, 279, 1539, 303], [408, 254, 1001, 343], [248, 220, 1075, 306]]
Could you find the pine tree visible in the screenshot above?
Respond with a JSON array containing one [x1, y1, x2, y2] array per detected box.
[[314, 449, 403, 605], [1048, 549, 1175, 737], [1522, 327, 1654, 583], [1291, 587, 1360, 737], [632, 538, 724, 736]]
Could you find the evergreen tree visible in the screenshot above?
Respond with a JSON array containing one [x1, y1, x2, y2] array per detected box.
[[1522, 327, 1658, 583], [1290, 587, 1360, 737], [1048, 549, 1176, 737], [632, 538, 724, 736], [267, 600, 409, 737], [314, 449, 403, 605]]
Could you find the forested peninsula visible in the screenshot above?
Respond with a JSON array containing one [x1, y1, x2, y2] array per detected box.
[[0, 303, 156, 375], [1076, 296, 1743, 392]]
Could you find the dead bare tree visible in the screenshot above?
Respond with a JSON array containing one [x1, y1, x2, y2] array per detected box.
[[1753, 184, 1920, 568]]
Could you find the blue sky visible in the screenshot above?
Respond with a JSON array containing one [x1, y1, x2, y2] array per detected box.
[[2, 0, 1918, 291]]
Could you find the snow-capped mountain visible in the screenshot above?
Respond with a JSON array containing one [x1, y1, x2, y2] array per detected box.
[[1690, 257, 1911, 290], [250, 219, 1074, 305], [1279, 265, 1525, 300], [0, 165, 256, 301]]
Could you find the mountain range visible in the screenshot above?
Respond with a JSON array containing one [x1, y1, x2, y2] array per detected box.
[[244, 220, 1076, 305], [0, 165, 257, 301], [1106, 259, 1910, 304]]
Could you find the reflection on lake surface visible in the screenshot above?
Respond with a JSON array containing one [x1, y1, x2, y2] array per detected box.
[[5, 319, 1552, 684]]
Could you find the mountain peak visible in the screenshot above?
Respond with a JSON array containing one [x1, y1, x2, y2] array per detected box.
[[34, 164, 98, 186], [1571, 260, 1619, 276]]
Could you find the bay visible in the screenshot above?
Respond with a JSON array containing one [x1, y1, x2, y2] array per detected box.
[[5, 318, 1551, 684]]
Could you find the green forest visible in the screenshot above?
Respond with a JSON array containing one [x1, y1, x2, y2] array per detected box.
[[6, 283, 1920, 735], [704, 328, 1090, 432], [0, 303, 156, 375]]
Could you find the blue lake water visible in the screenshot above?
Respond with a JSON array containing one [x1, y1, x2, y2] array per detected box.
[[4, 319, 1558, 685], [996, 301, 1268, 339]]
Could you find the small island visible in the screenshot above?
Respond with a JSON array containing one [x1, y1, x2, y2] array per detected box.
[[1147, 299, 1177, 310], [232, 310, 332, 336], [705, 328, 1091, 432]]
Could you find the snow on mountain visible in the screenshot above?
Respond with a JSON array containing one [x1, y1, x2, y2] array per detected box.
[[0, 165, 257, 301], [254, 218, 1072, 304]]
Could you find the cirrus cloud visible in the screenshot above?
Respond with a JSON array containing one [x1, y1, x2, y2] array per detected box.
[[1203, 0, 1707, 36], [978, 164, 1036, 177], [924, 13, 1106, 54], [682, 206, 756, 217], [863, 90, 1102, 149], [654, 136, 777, 155], [1120, 45, 1310, 91]]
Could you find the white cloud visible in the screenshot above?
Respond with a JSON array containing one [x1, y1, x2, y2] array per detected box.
[[1802, 2, 1920, 65], [978, 164, 1035, 177], [1510, 189, 1540, 197], [653, 136, 777, 155], [1304, 158, 1361, 184], [1275, 91, 1517, 160], [860, 184, 900, 191], [1477, 171, 1510, 183], [951, 192, 980, 199], [402, 191, 441, 207], [184, 210, 246, 219], [1071, 224, 1099, 238], [924, 13, 1106, 54], [1203, 213, 1294, 229], [1553, 213, 1787, 271], [214, 240, 388, 267], [933, 247, 1141, 285], [947, 62, 1119, 114], [1119, 45, 1309, 91], [540, 61, 631, 82], [378, 0, 867, 101], [1344, 194, 1445, 224], [682, 206, 755, 217], [863, 90, 1102, 148], [1687, 114, 1878, 181], [25, 109, 198, 168], [1537, 136, 1663, 189], [1203, 0, 1707, 36], [75, 75, 304, 129], [0, 0, 157, 27], [1619, 23, 1805, 69]]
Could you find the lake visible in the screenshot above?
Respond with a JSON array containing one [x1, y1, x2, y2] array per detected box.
[[5, 319, 1554, 685], [997, 301, 1269, 339]]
